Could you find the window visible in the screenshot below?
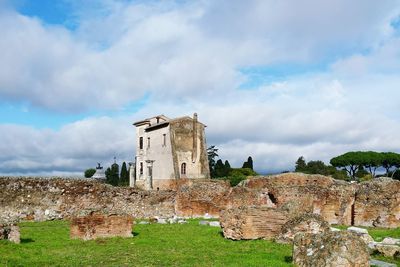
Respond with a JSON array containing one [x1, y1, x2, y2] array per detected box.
[[139, 137, 143, 149], [140, 162, 143, 175], [181, 163, 186, 175], [147, 137, 150, 148], [162, 134, 166, 147]]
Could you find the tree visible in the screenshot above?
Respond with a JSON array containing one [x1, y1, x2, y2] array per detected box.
[[106, 162, 119, 186], [381, 152, 400, 176], [361, 151, 382, 178], [330, 152, 364, 180], [207, 145, 219, 177], [214, 159, 227, 178], [105, 167, 111, 183], [120, 162, 129, 186], [295, 156, 307, 172], [242, 156, 254, 170], [224, 160, 231, 170], [84, 168, 96, 178]]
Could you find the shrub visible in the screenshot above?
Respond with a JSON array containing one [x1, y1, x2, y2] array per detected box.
[[84, 168, 96, 178], [226, 168, 258, 186]]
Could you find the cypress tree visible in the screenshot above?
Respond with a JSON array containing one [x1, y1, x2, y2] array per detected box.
[[214, 159, 225, 178], [247, 156, 253, 170], [242, 156, 254, 170], [120, 162, 129, 186]]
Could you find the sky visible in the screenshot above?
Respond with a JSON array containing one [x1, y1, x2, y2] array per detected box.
[[1, 0, 400, 176]]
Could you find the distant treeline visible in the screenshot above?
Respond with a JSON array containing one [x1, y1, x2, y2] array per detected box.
[[295, 151, 400, 181]]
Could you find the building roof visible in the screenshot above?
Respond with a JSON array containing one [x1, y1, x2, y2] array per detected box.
[[133, 114, 169, 126], [133, 114, 206, 128]]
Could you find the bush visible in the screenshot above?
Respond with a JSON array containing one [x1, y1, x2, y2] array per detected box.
[[360, 174, 373, 182], [332, 170, 348, 181], [225, 168, 258, 186], [84, 168, 96, 178]]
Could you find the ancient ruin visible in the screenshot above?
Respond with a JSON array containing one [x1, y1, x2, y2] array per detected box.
[[70, 211, 133, 241], [0, 173, 399, 230]]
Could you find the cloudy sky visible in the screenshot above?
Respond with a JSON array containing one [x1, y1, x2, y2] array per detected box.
[[1, 0, 400, 176]]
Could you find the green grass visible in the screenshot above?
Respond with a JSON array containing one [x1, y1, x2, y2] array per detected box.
[[334, 225, 400, 241], [0, 220, 293, 267]]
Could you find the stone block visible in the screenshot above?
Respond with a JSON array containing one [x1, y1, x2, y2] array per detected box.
[[220, 206, 288, 240], [209, 221, 220, 227], [276, 213, 330, 244], [70, 212, 133, 241], [382, 237, 400, 245], [293, 231, 370, 267], [375, 243, 400, 258], [0, 224, 20, 244], [347, 226, 375, 244]]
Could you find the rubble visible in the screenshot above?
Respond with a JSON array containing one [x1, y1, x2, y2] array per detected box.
[[0, 177, 175, 222]]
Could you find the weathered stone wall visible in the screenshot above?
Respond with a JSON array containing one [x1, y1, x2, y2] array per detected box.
[[220, 206, 289, 240], [175, 178, 231, 217], [0, 174, 399, 228], [70, 212, 133, 240], [233, 173, 357, 225], [0, 177, 175, 222], [354, 178, 400, 228]]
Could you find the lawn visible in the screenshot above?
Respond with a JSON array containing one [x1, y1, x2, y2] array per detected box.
[[0, 220, 293, 267], [1, 221, 399, 267]]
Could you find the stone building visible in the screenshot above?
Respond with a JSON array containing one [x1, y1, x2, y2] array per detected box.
[[131, 113, 210, 190]]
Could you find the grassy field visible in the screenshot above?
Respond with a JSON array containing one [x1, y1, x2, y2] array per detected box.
[[0, 220, 293, 267], [1, 220, 399, 267]]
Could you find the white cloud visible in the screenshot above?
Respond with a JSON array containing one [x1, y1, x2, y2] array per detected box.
[[1, 1, 400, 175], [0, 116, 135, 176]]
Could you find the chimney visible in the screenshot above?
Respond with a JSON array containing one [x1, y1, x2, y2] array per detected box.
[[192, 113, 198, 163]]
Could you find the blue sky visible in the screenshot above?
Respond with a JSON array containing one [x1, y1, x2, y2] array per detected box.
[[1, 0, 400, 176], [16, 0, 74, 26]]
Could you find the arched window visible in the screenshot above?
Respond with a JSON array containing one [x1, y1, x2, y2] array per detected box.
[[181, 163, 186, 175]]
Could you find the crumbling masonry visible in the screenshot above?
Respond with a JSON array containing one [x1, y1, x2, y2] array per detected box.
[[0, 173, 399, 228]]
